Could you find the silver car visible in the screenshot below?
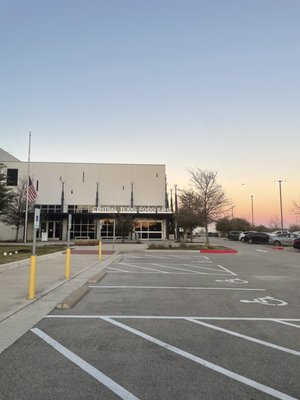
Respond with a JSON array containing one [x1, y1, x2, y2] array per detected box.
[[269, 233, 300, 246]]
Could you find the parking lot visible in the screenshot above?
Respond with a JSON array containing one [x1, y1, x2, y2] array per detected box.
[[1, 247, 299, 399]]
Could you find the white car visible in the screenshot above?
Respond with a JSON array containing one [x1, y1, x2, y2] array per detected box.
[[269, 230, 290, 236], [239, 231, 257, 242]]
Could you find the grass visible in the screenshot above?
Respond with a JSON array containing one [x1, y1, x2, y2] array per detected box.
[[0, 245, 66, 265]]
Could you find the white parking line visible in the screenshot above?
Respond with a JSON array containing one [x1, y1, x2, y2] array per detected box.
[[186, 319, 300, 357], [182, 263, 228, 271], [46, 315, 300, 322], [89, 286, 265, 291], [31, 328, 140, 400], [108, 267, 130, 272], [107, 271, 203, 275], [101, 317, 297, 400], [119, 262, 168, 273], [151, 262, 213, 274], [273, 320, 300, 329], [184, 263, 236, 276], [256, 249, 268, 253], [151, 262, 234, 275]]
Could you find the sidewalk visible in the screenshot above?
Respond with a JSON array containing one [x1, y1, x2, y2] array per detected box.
[[0, 242, 147, 354]]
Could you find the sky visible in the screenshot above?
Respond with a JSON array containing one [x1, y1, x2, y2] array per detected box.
[[1, 0, 300, 227]]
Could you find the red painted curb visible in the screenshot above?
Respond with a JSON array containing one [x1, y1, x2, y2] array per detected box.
[[199, 249, 238, 254], [272, 246, 284, 250]]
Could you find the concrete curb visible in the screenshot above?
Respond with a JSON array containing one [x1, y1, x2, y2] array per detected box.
[[88, 269, 107, 283], [0, 252, 122, 354], [56, 286, 90, 309], [56, 268, 108, 308]]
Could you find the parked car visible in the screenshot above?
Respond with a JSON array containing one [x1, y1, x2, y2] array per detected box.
[[292, 231, 300, 235], [293, 238, 300, 249], [243, 232, 270, 244], [228, 231, 243, 241], [269, 233, 299, 246], [269, 229, 290, 236], [239, 231, 257, 242]]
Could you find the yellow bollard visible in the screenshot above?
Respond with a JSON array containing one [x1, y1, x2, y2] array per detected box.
[[28, 255, 37, 300], [65, 248, 71, 279], [98, 240, 102, 261]]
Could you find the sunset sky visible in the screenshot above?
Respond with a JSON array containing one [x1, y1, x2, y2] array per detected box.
[[1, 0, 299, 227]]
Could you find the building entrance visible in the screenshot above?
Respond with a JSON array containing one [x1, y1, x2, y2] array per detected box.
[[41, 221, 62, 239]]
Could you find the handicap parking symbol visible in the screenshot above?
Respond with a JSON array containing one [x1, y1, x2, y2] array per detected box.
[[240, 296, 287, 306]]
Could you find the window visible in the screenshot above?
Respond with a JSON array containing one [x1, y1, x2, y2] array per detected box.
[[6, 169, 18, 186], [134, 219, 163, 239], [71, 216, 96, 239]]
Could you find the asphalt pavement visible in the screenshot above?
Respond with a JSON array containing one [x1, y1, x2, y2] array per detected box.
[[0, 238, 299, 399]]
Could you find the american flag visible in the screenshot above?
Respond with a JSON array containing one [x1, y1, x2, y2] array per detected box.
[[26, 176, 37, 203]]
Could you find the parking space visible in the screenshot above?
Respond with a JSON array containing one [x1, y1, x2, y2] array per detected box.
[[1, 251, 299, 399]]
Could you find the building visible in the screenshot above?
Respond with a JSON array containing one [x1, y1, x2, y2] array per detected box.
[[0, 149, 173, 241]]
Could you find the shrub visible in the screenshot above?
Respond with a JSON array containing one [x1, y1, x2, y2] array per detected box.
[[74, 239, 99, 246]]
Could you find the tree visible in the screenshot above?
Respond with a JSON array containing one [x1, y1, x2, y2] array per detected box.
[[175, 189, 203, 242], [115, 215, 134, 243], [215, 217, 232, 236], [189, 169, 230, 245], [231, 218, 251, 231], [0, 178, 32, 241], [216, 217, 251, 236], [292, 197, 300, 216], [268, 217, 281, 231], [0, 163, 12, 215], [289, 224, 300, 232]]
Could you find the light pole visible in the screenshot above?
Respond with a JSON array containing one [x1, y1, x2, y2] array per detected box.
[[96, 182, 99, 207], [250, 195, 254, 226], [130, 182, 134, 208], [231, 205, 235, 219], [60, 178, 65, 240], [275, 180, 285, 230], [174, 184, 178, 240]]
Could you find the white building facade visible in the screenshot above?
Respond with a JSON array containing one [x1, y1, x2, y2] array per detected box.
[[0, 149, 173, 241]]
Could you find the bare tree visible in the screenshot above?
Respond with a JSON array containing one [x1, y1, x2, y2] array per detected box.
[[268, 217, 281, 231], [292, 197, 300, 216], [189, 169, 230, 245]]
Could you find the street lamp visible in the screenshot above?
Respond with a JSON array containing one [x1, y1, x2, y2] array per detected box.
[[275, 180, 285, 230]]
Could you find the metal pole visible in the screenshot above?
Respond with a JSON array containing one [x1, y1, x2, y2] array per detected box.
[[279, 180, 284, 230], [113, 217, 116, 250], [174, 184, 178, 240], [96, 182, 99, 207], [130, 183, 134, 208], [250, 195, 254, 226], [24, 132, 31, 243], [65, 214, 72, 279]]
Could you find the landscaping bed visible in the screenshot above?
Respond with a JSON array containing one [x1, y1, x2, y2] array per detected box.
[[147, 243, 237, 253], [0, 245, 66, 265]]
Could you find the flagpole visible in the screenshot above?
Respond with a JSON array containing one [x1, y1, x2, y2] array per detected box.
[[24, 132, 31, 243]]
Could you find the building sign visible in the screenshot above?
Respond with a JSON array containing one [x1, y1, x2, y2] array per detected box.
[[91, 206, 172, 214]]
